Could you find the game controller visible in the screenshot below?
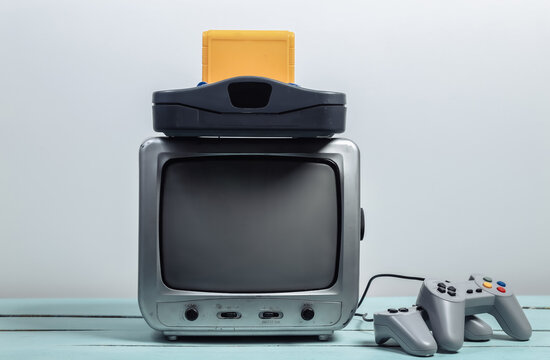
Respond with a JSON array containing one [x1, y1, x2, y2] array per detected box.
[[373, 308, 493, 356], [416, 274, 532, 352], [373, 306, 437, 357]]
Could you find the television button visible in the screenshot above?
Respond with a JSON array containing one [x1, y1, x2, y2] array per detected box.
[[301, 307, 315, 321], [218, 311, 241, 319], [259, 311, 282, 319], [185, 308, 199, 321]]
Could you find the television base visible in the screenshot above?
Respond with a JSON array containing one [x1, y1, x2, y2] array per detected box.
[[162, 330, 335, 341]]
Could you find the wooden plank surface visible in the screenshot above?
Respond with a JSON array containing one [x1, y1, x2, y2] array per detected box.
[[0, 297, 548, 359]]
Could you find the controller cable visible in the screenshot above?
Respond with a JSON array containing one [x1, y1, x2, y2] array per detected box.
[[354, 273, 425, 322]]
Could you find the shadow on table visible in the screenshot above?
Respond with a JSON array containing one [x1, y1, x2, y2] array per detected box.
[[91, 329, 342, 346], [370, 342, 414, 357]]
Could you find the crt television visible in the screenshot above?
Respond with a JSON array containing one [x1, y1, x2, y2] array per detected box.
[[138, 136, 361, 338]]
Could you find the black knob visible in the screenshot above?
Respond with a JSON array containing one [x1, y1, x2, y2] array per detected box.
[[301, 307, 315, 321], [185, 308, 199, 321], [360, 208, 365, 240]]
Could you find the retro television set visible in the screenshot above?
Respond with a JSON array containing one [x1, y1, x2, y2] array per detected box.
[[138, 136, 362, 338]]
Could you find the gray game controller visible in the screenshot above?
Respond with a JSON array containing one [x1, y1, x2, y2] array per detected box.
[[373, 308, 493, 356], [373, 306, 437, 357], [416, 274, 532, 352]]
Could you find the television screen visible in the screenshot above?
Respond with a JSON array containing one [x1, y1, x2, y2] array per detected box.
[[160, 156, 340, 293]]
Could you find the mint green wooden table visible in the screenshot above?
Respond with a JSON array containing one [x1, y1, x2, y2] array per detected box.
[[1, 297, 548, 359]]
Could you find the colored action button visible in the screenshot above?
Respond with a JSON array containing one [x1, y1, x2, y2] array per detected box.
[[483, 276, 493, 282], [497, 281, 506, 287], [497, 286, 506, 293], [483, 282, 493, 289]]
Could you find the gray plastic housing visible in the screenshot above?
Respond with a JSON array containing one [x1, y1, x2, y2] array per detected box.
[[138, 137, 361, 337], [152, 76, 346, 137]]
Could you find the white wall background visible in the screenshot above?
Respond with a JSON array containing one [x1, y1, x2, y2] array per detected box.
[[1, 0, 549, 298]]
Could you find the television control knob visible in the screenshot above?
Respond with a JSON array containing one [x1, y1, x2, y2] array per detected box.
[[185, 307, 199, 321], [301, 307, 315, 321], [360, 208, 365, 240]]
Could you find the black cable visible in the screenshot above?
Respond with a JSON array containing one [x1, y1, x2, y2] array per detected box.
[[354, 273, 425, 322]]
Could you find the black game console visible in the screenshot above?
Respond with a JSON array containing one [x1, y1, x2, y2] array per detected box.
[[152, 76, 346, 137]]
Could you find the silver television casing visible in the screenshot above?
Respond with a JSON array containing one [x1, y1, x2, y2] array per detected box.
[[138, 137, 361, 337]]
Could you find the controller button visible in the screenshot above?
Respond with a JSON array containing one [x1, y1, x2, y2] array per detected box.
[[388, 308, 398, 313], [483, 276, 493, 282], [416, 306, 424, 311], [497, 281, 506, 287], [476, 288, 483, 293], [398, 308, 409, 312], [437, 287, 446, 293], [497, 286, 506, 293], [467, 289, 473, 294], [448, 291, 456, 297], [445, 280, 450, 283], [448, 286, 456, 292], [483, 282, 493, 288], [437, 282, 446, 289]]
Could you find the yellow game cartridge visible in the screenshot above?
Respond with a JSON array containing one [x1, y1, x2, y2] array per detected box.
[[202, 30, 295, 83]]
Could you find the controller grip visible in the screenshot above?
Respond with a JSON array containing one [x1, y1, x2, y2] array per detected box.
[[417, 286, 465, 352], [491, 295, 532, 341], [374, 311, 437, 357], [464, 315, 493, 341]]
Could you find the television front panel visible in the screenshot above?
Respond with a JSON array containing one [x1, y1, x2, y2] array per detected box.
[[138, 137, 361, 337]]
